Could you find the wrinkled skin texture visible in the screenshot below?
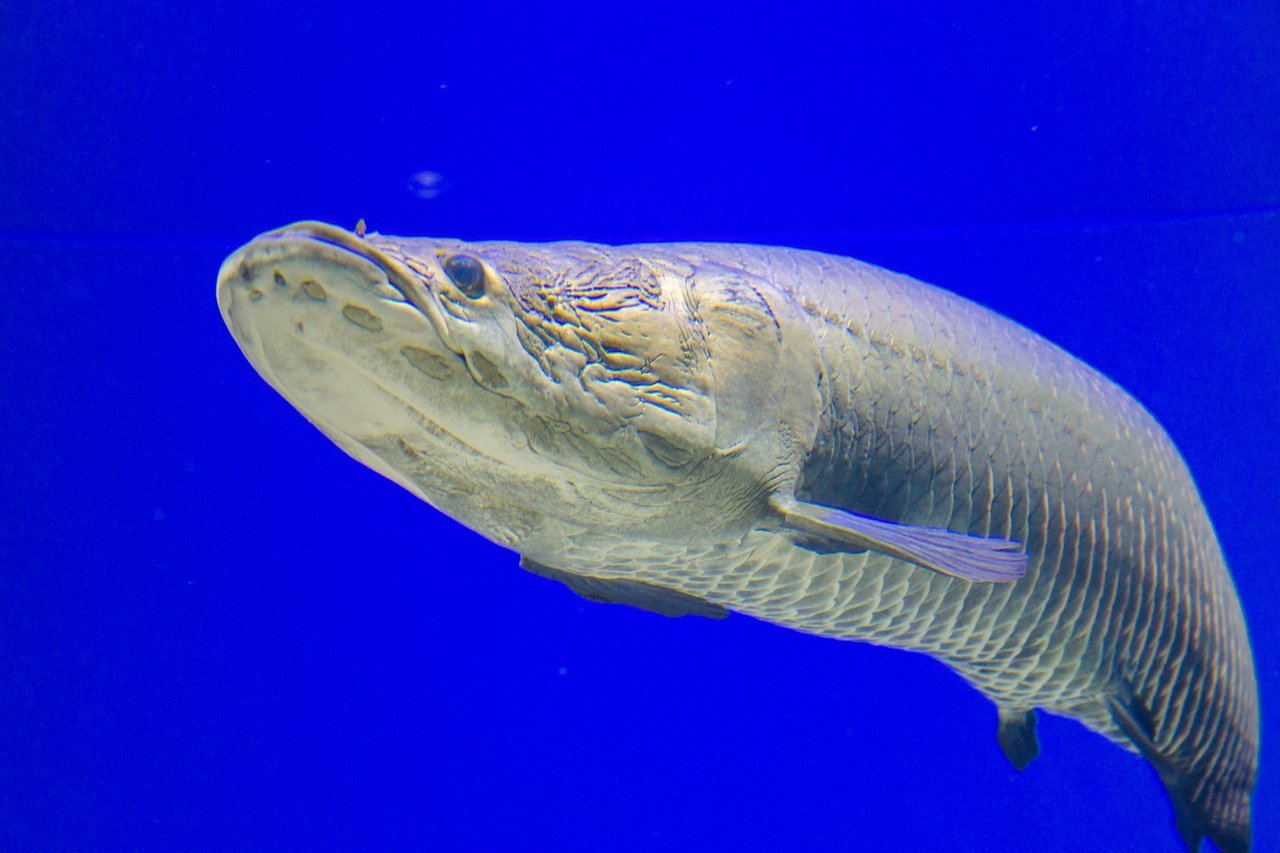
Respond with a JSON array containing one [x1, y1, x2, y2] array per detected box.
[[218, 222, 1257, 852]]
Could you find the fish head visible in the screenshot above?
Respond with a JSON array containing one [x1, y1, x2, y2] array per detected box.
[[217, 222, 822, 562]]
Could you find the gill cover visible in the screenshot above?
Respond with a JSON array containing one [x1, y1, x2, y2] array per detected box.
[[689, 261, 1027, 584], [690, 262, 825, 466]]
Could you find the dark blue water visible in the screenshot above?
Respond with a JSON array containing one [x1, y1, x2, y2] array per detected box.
[[2, 2, 1277, 850]]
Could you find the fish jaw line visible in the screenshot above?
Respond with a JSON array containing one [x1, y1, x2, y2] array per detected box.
[[215, 224, 597, 537], [225, 220, 462, 356], [214, 225, 499, 468], [216, 247, 585, 550]]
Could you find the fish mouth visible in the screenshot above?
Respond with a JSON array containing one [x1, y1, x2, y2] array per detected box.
[[216, 221, 499, 507], [214, 219, 468, 442], [217, 220, 459, 356]]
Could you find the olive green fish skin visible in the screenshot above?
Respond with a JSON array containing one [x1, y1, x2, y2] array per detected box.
[[217, 225, 1258, 851]]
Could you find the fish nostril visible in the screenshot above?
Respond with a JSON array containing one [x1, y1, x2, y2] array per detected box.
[[273, 269, 287, 287]]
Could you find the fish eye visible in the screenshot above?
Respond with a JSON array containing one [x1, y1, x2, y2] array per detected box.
[[443, 254, 486, 298]]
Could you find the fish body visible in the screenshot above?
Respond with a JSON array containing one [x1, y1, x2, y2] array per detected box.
[[217, 222, 1257, 851]]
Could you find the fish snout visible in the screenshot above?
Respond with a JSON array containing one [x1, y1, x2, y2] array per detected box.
[[215, 222, 463, 424], [217, 225, 412, 337]]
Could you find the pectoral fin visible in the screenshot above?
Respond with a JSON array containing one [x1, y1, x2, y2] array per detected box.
[[520, 557, 728, 619], [997, 707, 1040, 770], [771, 496, 1028, 583]]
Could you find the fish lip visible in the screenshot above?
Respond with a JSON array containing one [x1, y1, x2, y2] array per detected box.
[[246, 219, 461, 355]]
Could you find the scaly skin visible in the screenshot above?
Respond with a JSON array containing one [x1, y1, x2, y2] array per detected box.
[[652, 245, 1258, 851], [218, 224, 1257, 851]]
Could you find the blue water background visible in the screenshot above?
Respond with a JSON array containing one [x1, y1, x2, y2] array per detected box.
[[2, 2, 1277, 850]]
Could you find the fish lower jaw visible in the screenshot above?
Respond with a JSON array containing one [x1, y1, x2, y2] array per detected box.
[[217, 233, 489, 461]]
